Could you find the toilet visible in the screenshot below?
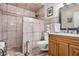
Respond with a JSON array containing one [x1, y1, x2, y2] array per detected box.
[[37, 33, 48, 51]]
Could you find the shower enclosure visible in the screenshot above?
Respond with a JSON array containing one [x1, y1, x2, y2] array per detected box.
[[23, 17, 44, 55], [0, 4, 44, 56], [0, 12, 23, 50]]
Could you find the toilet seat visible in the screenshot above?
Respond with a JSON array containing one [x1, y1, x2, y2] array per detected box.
[[37, 41, 48, 51], [37, 33, 48, 51]]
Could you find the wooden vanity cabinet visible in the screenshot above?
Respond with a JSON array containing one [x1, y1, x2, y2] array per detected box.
[[49, 40, 58, 56], [69, 45, 79, 56], [49, 34, 79, 56], [57, 41, 68, 56]]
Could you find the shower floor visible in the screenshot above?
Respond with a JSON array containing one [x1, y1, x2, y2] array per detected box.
[[7, 47, 48, 56], [7, 47, 24, 56]]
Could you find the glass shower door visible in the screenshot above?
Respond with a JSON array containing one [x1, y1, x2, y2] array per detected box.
[[23, 17, 33, 56]]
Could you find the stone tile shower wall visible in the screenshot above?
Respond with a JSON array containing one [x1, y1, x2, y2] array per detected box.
[[0, 11, 23, 49], [0, 3, 36, 50]]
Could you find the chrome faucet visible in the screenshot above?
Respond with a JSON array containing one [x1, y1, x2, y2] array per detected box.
[[66, 28, 69, 33]]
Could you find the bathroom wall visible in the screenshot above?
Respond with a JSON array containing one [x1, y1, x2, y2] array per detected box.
[[45, 3, 61, 20], [36, 3, 64, 33], [36, 3, 62, 33], [36, 3, 62, 20], [0, 3, 36, 49], [44, 3, 63, 33]]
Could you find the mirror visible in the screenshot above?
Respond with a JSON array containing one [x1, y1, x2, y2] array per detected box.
[[59, 3, 79, 34]]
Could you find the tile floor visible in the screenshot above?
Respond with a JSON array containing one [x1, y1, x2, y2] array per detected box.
[[32, 47, 48, 56], [7, 47, 24, 56], [7, 47, 48, 56]]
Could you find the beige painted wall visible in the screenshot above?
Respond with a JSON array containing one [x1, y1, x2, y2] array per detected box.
[[36, 3, 64, 33], [45, 3, 63, 20], [43, 3, 63, 33], [36, 3, 63, 21]]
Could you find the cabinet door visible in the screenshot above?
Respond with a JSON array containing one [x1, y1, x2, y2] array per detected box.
[[49, 40, 58, 56], [58, 42, 68, 56], [69, 45, 79, 56]]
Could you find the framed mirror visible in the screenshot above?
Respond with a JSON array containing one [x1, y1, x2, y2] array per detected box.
[[59, 4, 79, 30]]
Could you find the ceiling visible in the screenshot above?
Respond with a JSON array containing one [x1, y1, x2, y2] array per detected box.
[[8, 3, 44, 12]]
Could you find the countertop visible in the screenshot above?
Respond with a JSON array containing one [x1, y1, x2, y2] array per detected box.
[[49, 33, 79, 37]]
